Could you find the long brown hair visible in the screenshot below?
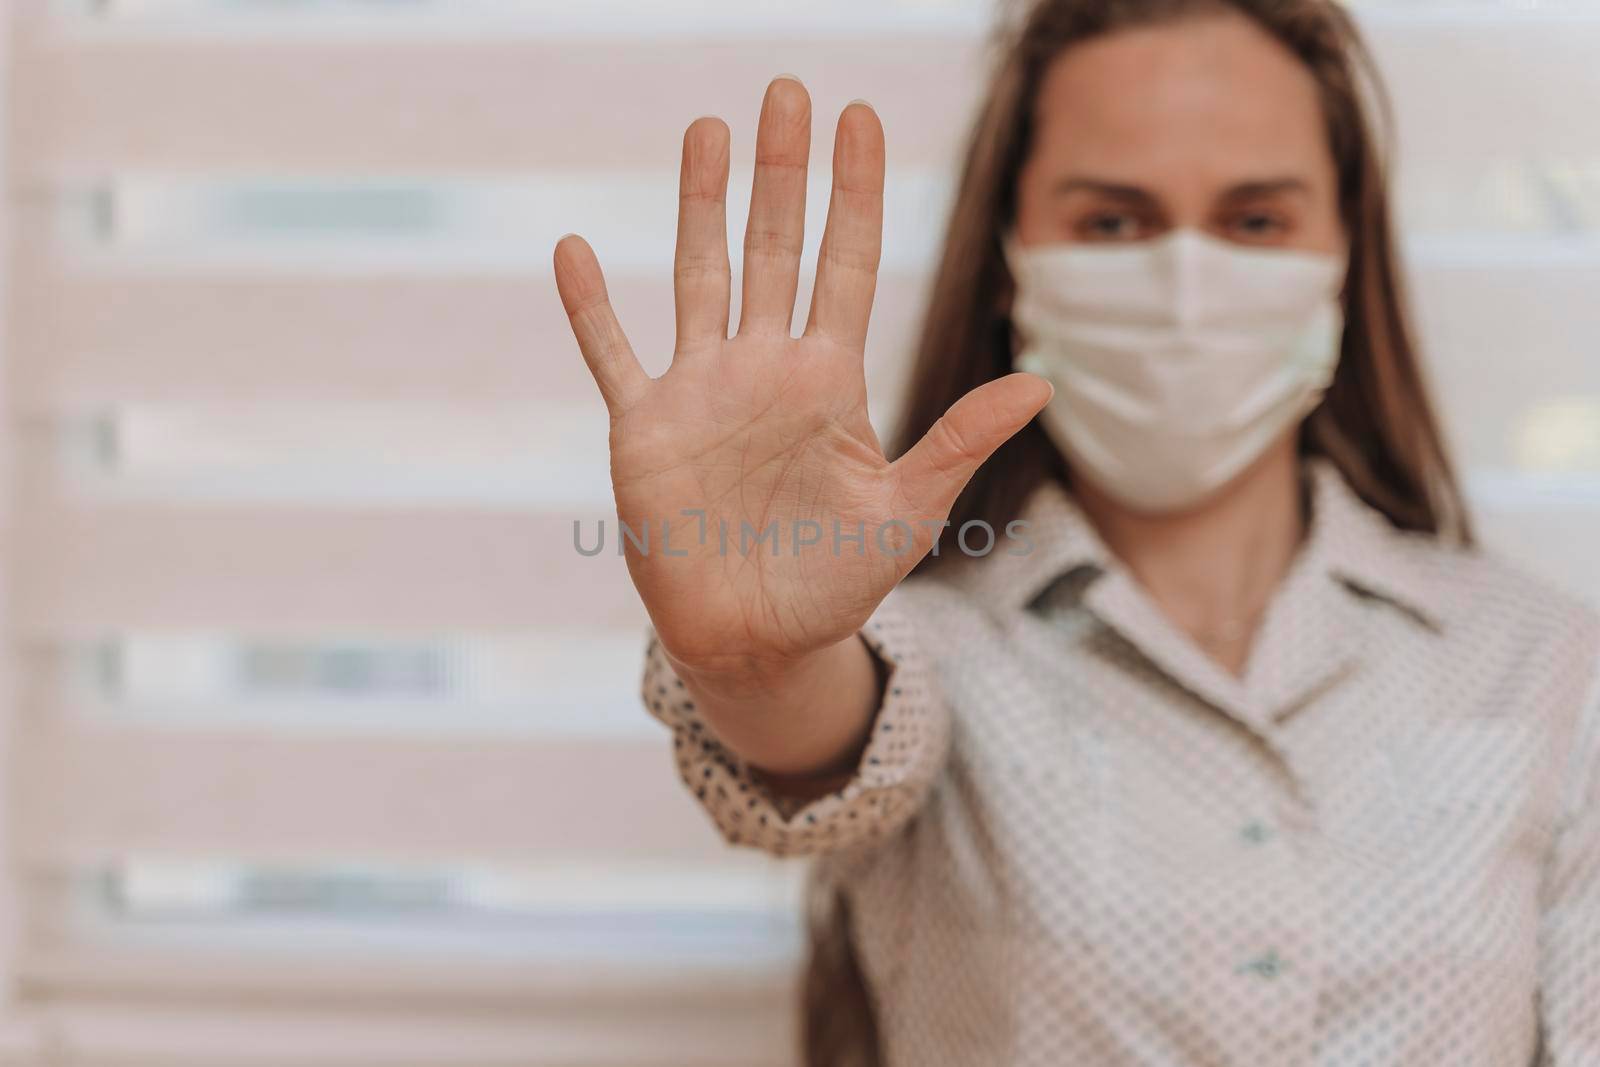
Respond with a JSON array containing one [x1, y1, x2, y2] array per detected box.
[[804, 1, 1471, 1062]]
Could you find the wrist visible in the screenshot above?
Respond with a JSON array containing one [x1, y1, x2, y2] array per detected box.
[[658, 632, 879, 779], [659, 635, 855, 707]]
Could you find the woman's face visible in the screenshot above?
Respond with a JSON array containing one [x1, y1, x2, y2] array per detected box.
[[1014, 10, 1346, 257]]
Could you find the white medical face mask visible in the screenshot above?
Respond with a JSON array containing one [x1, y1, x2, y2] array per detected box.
[[1003, 228, 1347, 514]]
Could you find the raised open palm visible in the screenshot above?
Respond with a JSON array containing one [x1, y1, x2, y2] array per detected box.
[[554, 76, 1050, 683]]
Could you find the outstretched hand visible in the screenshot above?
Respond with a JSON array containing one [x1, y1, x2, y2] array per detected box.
[[554, 75, 1051, 683]]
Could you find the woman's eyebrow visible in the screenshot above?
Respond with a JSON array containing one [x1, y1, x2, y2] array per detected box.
[[1219, 177, 1311, 201], [1050, 177, 1159, 204], [1048, 176, 1311, 207]]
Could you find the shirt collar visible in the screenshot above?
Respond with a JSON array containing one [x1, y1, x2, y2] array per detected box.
[[949, 454, 1458, 633], [1301, 454, 1460, 633]]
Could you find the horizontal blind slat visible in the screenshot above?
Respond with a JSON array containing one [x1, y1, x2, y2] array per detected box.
[[19, 726, 726, 861], [12, 17, 1600, 175], [22, 948, 796, 1006], [0, 1000, 794, 1067], [1364, 15, 1600, 167], [1470, 493, 1600, 607], [0, 1004, 793, 1062], [12, 34, 985, 173], [17, 507, 644, 632], [12, 269, 929, 408], [1408, 260, 1600, 472]]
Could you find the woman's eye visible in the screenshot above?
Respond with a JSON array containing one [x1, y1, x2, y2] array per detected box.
[[1226, 212, 1290, 242], [1075, 212, 1146, 242]]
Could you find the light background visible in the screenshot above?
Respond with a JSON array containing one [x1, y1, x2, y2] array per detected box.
[[0, 0, 1597, 1063]]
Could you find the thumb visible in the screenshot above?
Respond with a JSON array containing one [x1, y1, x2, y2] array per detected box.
[[893, 372, 1054, 518]]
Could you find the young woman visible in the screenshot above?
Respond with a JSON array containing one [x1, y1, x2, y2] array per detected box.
[[553, 0, 1600, 1063]]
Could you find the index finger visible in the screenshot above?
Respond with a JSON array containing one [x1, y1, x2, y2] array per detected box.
[[553, 234, 651, 413]]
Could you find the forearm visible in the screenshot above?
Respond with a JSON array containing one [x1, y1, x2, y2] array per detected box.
[[660, 632, 885, 791]]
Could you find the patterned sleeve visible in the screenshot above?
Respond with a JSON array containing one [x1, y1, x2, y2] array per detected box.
[[1537, 654, 1600, 1065], [639, 590, 952, 858]]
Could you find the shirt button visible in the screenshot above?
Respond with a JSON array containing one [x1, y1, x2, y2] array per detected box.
[[1239, 820, 1273, 844], [1238, 950, 1284, 978]]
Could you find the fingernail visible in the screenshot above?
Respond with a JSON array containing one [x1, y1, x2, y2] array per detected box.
[[847, 98, 876, 111], [774, 72, 802, 83]]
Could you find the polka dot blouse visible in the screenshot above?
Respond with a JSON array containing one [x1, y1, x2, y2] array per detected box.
[[640, 455, 1600, 1066]]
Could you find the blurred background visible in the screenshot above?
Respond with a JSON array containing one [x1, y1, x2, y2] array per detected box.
[[0, 0, 1596, 1063]]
